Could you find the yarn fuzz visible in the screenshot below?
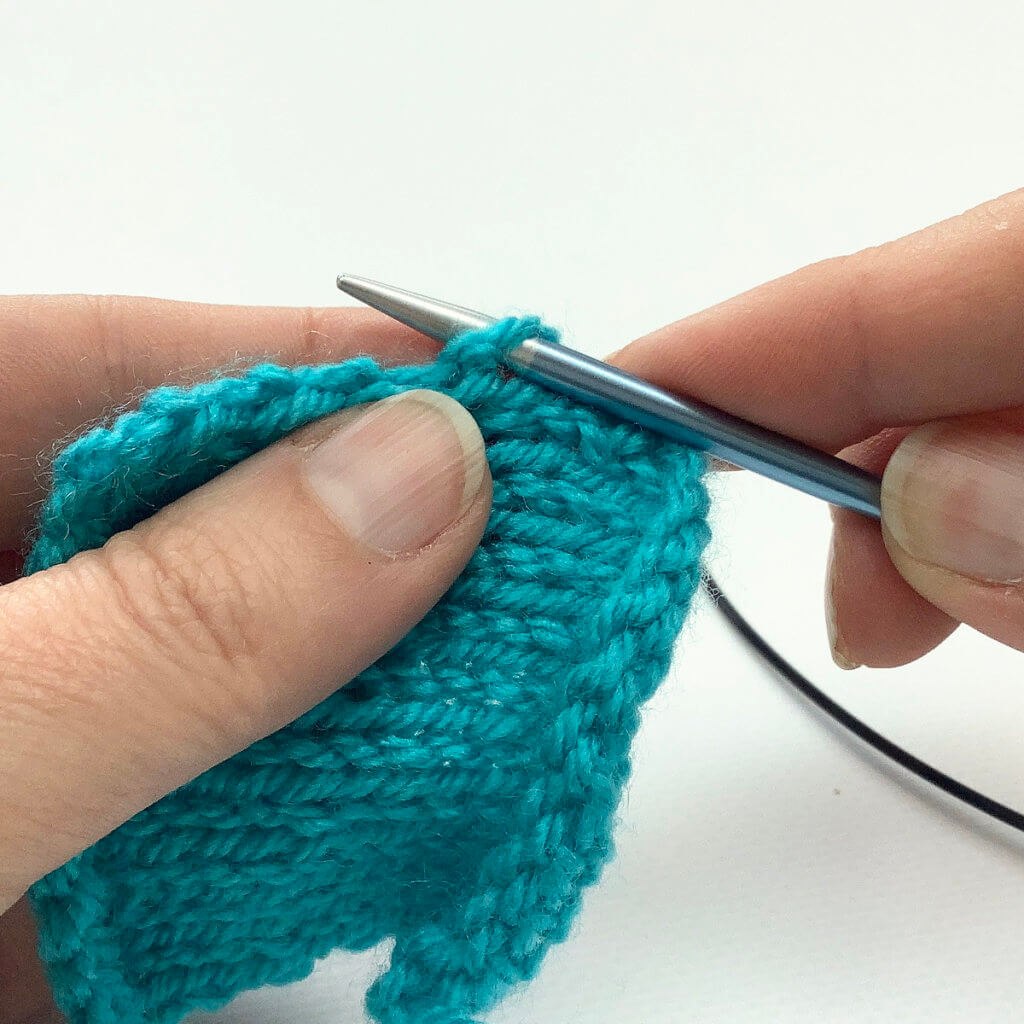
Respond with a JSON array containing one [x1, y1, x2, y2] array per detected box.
[[26, 317, 710, 1024]]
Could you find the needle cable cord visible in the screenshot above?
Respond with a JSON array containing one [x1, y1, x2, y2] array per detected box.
[[702, 572, 1024, 835]]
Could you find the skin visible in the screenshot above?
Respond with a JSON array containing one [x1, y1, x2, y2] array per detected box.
[[4, 189, 1024, 1018], [613, 186, 1024, 666], [0, 302, 487, 1022]]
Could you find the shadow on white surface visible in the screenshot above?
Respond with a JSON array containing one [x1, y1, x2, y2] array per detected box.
[[189, 943, 393, 1024]]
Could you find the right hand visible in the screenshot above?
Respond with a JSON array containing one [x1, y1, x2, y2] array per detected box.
[[611, 188, 1024, 669]]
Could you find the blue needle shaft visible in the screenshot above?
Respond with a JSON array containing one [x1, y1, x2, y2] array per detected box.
[[336, 275, 883, 520]]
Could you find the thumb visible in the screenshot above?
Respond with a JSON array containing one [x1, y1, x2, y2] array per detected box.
[[881, 413, 1024, 652], [0, 389, 490, 904]]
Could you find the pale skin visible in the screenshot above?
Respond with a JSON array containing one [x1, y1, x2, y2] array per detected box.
[[3, 190, 1024, 1020]]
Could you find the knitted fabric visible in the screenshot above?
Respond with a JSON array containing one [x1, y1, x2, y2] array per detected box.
[[26, 317, 710, 1024]]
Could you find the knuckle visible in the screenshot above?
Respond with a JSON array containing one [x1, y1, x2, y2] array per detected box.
[[825, 254, 888, 435], [81, 293, 133, 397], [99, 525, 266, 680]]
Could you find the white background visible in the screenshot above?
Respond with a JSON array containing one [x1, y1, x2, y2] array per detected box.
[[4, 2, 1024, 1021]]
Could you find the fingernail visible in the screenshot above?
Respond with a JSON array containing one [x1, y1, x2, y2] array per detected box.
[[882, 422, 1024, 583], [824, 537, 860, 670], [304, 390, 485, 554]]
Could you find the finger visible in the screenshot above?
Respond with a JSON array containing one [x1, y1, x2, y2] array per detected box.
[[0, 390, 490, 906], [879, 410, 1024, 651], [826, 429, 958, 669], [0, 295, 438, 548], [612, 187, 1024, 450], [827, 510, 959, 669]]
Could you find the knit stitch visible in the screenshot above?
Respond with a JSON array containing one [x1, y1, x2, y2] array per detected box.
[[26, 317, 710, 1024]]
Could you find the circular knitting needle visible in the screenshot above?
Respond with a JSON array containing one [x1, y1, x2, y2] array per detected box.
[[336, 274, 883, 520]]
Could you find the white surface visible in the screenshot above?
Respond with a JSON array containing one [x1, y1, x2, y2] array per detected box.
[[4, 2, 1024, 1020]]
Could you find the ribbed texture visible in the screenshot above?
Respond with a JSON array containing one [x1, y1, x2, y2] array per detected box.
[[26, 317, 710, 1024]]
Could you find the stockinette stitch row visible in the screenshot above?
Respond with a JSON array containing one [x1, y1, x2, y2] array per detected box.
[[26, 316, 711, 1024]]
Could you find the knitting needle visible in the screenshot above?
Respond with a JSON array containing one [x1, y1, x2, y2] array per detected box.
[[336, 275, 883, 520]]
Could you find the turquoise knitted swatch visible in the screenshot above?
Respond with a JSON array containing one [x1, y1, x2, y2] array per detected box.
[[26, 317, 710, 1024]]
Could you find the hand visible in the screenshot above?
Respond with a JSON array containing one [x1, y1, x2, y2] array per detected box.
[[613, 188, 1024, 670], [0, 297, 492, 1021], [4, 189, 1022, 1012]]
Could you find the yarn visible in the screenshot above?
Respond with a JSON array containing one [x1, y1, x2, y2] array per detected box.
[[26, 316, 710, 1024]]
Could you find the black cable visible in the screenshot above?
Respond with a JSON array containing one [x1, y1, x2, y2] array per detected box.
[[702, 571, 1024, 835]]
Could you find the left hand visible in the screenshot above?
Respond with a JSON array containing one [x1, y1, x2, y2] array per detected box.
[[0, 296, 492, 1021]]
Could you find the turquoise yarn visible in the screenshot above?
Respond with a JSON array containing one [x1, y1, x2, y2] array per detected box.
[[26, 317, 710, 1024]]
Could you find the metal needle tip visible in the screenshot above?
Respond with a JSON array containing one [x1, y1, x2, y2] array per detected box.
[[337, 274, 492, 342]]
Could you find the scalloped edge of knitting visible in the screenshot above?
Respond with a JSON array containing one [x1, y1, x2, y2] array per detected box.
[[24, 316, 554, 576]]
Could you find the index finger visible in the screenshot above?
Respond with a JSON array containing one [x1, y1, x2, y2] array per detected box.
[[612, 188, 1024, 451], [0, 296, 437, 549]]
